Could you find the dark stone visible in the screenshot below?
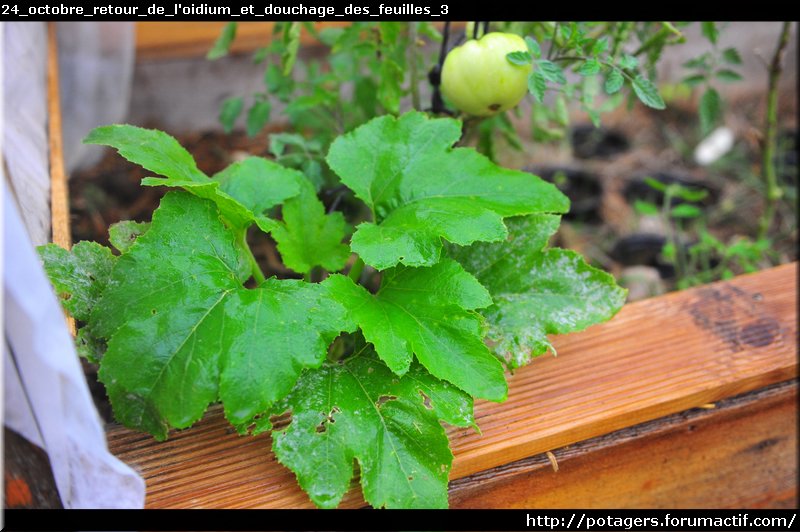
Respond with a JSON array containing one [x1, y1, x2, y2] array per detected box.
[[570, 124, 630, 159], [528, 166, 603, 224]]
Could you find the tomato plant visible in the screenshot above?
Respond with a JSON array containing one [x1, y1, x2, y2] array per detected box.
[[440, 32, 531, 116]]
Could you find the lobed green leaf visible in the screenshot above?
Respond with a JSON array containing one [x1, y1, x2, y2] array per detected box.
[[326, 112, 568, 270], [272, 351, 474, 509], [323, 260, 507, 402], [449, 215, 626, 369]]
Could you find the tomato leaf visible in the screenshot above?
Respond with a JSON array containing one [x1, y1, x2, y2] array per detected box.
[[604, 68, 624, 94], [89, 192, 353, 439], [246, 100, 272, 137], [326, 112, 568, 270], [219, 97, 243, 133], [272, 351, 474, 509], [449, 215, 627, 369], [699, 87, 722, 135], [207, 22, 237, 60], [631, 75, 666, 110], [323, 259, 506, 401], [506, 50, 532, 66]]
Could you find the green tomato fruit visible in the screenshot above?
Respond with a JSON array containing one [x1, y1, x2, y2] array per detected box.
[[441, 32, 532, 117]]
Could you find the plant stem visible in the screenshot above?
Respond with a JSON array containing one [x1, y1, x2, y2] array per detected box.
[[408, 22, 421, 110], [547, 22, 559, 60], [348, 256, 365, 283], [237, 228, 266, 285], [632, 22, 684, 57], [757, 21, 792, 241]]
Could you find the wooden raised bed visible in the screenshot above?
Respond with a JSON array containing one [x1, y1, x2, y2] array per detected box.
[[105, 262, 797, 508], [10, 22, 796, 510]]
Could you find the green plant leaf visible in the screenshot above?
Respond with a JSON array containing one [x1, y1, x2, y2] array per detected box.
[[536, 60, 567, 84], [643, 176, 668, 192], [633, 200, 660, 216], [246, 100, 272, 137], [323, 260, 507, 402], [378, 59, 403, 115], [281, 22, 302, 76], [683, 53, 711, 70], [577, 58, 602, 76], [631, 75, 666, 110], [219, 97, 244, 134], [90, 192, 353, 439], [449, 216, 627, 369], [207, 22, 237, 60], [529, 71, 547, 102], [506, 51, 532, 66], [75, 327, 106, 364], [701, 22, 718, 45], [269, 177, 350, 274], [86, 125, 302, 232], [554, 95, 570, 126], [715, 69, 743, 83], [272, 351, 474, 509], [618, 54, 638, 70], [591, 37, 608, 56], [670, 204, 703, 218], [681, 74, 707, 87], [672, 186, 709, 203], [211, 157, 301, 218], [525, 36, 541, 58], [721, 47, 742, 65], [604, 68, 624, 94], [326, 112, 569, 270], [85, 125, 207, 183], [699, 87, 722, 135], [37, 241, 116, 322], [108, 221, 149, 254]]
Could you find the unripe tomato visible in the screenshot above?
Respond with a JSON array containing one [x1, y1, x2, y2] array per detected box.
[[441, 32, 532, 117]]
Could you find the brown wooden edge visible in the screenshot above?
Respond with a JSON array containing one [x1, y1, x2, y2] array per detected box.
[[47, 22, 71, 251], [448, 379, 798, 509], [106, 262, 797, 508]]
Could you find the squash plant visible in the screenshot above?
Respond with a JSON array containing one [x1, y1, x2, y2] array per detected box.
[[39, 111, 626, 508]]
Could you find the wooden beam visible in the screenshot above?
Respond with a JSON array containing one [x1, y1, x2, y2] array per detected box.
[[47, 22, 70, 250], [106, 262, 797, 508], [449, 380, 797, 508], [135, 22, 340, 60]]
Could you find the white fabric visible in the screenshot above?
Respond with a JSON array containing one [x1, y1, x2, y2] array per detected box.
[[2, 21, 145, 509], [3, 181, 146, 508]]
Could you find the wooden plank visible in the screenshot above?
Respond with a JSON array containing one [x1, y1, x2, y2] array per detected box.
[[47, 22, 70, 250], [106, 262, 797, 508], [135, 22, 341, 60], [449, 380, 798, 509]]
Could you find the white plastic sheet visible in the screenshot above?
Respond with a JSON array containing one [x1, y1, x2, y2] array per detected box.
[[3, 181, 145, 508], [2, 21, 145, 509]]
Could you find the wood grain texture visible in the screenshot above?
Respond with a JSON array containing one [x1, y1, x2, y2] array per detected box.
[[47, 22, 70, 250], [106, 262, 797, 508], [449, 380, 798, 509], [135, 22, 342, 60]]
